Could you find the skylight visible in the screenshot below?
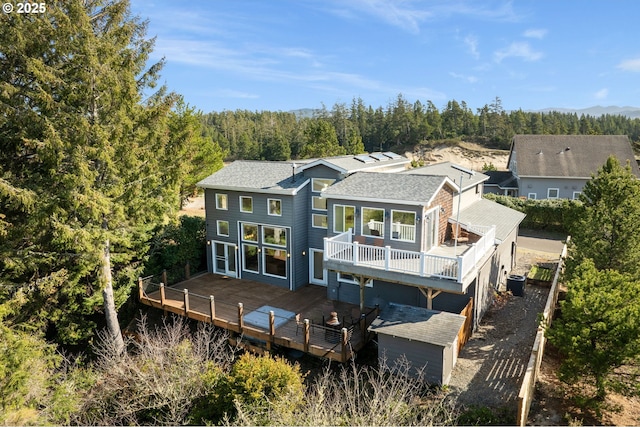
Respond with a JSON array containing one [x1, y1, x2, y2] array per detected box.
[[354, 154, 376, 163]]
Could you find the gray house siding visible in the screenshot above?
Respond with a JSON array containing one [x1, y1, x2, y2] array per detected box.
[[291, 184, 310, 290], [203, 188, 302, 289], [519, 177, 586, 199], [377, 335, 449, 384]]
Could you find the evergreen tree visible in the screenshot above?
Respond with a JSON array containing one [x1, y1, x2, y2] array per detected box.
[[0, 0, 207, 346], [567, 156, 640, 279], [299, 119, 346, 158]]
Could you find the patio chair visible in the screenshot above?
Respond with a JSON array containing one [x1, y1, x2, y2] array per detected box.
[[295, 313, 316, 335]]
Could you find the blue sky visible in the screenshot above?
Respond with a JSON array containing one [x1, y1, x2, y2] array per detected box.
[[131, 1, 640, 114]]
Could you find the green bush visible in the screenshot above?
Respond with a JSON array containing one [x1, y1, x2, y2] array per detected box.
[[204, 353, 306, 424], [483, 193, 581, 232]]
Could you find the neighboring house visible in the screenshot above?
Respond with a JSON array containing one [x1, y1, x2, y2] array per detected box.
[[483, 170, 519, 196], [507, 134, 640, 199], [198, 152, 525, 384]]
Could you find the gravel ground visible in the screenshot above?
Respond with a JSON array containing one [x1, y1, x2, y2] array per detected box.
[[447, 249, 558, 410]]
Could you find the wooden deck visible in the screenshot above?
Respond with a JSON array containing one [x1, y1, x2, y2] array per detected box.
[[138, 273, 378, 362]]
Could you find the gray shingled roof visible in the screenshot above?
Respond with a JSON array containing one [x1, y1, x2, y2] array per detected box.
[[321, 172, 450, 205], [368, 303, 466, 347], [197, 161, 307, 194], [510, 135, 640, 178], [484, 170, 518, 189], [403, 161, 489, 190], [456, 198, 526, 242], [299, 153, 409, 174]]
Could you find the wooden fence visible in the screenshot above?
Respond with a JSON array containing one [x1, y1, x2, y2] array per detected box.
[[516, 237, 569, 426], [457, 297, 473, 354]]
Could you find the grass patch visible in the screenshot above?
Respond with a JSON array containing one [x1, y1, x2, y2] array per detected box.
[[528, 265, 554, 282]]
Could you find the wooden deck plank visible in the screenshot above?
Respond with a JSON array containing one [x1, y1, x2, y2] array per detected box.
[[139, 273, 376, 362]]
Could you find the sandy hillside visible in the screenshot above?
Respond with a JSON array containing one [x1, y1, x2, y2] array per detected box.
[[407, 141, 510, 171]]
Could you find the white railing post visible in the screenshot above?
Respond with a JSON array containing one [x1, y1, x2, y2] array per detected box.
[[385, 246, 391, 270], [353, 241, 359, 265], [457, 256, 464, 282], [419, 252, 425, 276], [323, 237, 328, 261]]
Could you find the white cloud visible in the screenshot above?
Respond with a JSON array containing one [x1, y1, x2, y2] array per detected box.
[[450, 72, 478, 83], [523, 28, 547, 39], [464, 35, 480, 59], [617, 58, 640, 72], [594, 88, 609, 99], [494, 42, 543, 63]]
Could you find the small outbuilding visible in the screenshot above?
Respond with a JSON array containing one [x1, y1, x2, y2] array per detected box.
[[368, 303, 466, 385]]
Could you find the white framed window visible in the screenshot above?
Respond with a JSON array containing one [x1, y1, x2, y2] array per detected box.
[[216, 220, 229, 237], [267, 198, 281, 216], [242, 244, 259, 273], [361, 207, 384, 238], [312, 178, 335, 193], [242, 223, 258, 242], [572, 191, 581, 200], [312, 196, 327, 211], [262, 226, 287, 247], [216, 193, 228, 210], [240, 196, 253, 213], [390, 209, 416, 242], [337, 273, 373, 288], [334, 204, 355, 233], [547, 188, 559, 199], [527, 192, 537, 200], [312, 214, 328, 229], [263, 248, 287, 278]]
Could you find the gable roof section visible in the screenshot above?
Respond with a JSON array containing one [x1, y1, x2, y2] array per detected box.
[[455, 198, 526, 242], [509, 135, 640, 178], [197, 161, 308, 195], [484, 170, 518, 189], [402, 161, 489, 191], [321, 172, 454, 206], [299, 152, 409, 174], [368, 303, 465, 347]]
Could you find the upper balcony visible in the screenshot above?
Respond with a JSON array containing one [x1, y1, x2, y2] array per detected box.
[[323, 224, 496, 293]]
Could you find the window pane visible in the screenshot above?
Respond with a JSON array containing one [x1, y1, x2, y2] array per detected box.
[[217, 220, 229, 236], [362, 207, 384, 237], [312, 196, 327, 210], [263, 226, 287, 246], [216, 194, 227, 210], [312, 214, 327, 228], [268, 199, 281, 215], [264, 248, 287, 278], [243, 245, 259, 272], [334, 205, 355, 233], [312, 178, 335, 192], [240, 196, 253, 212], [391, 210, 416, 241], [242, 224, 258, 241]]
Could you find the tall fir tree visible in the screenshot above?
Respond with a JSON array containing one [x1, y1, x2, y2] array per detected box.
[[0, 1, 223, 346]]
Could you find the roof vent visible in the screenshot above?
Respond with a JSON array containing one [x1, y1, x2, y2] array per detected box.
[[537, 150, 543, 155], [565, 146, 571, 151]]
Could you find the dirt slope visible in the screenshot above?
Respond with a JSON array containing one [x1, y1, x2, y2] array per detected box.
[[407, 142, 510, 171]]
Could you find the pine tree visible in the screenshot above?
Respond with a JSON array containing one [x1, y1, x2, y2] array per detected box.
[[0, 1, 215, 346]]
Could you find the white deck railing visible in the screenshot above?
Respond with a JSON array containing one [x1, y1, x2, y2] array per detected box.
[[324, 225, 496, 283]]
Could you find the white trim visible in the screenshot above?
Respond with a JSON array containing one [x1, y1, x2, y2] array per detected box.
[[267, 198, 282, 216], [215, 193, 228, 210], [241, 243, 260, 273], [239, 195, 253, 213], [211, 240, 237, 278], [333, 204, 356, 234], [262, 225, 287, 247], [547, 188, 560, 199], [241, 222, 259, 242], [572, 191, 582, 200], [309, 248, 327, 286], [216, 220, 229, 237], [390, 209, 417, 242], [527, 192, 537, 200], [519, 175, 591, 179], [312, 195, 327, 211], [360, 206, 385, 238], [312, 213, 328, 229], [262, 247, 288, 279], [311, 177, 336, 193], [337, 273, 373, 288]]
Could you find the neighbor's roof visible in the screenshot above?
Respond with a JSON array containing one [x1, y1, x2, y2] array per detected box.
[[509, 135, 640, 178], [197, 161, 308, 195], [402, 161, 489, 190], [321, 172, 455, 206], [484, 170, 518, 189], [368, 303, 465, 347], [299, 152, 410, 174], [455, 198, 526, 242]]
